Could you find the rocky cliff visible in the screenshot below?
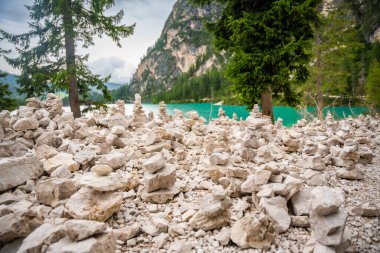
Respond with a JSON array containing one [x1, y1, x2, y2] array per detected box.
[[128, 0, 226, 98]]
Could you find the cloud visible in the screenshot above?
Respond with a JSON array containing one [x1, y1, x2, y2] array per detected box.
[[87, 56, 137, 84]]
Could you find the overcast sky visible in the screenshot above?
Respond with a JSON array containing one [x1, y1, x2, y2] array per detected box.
[[0, 0, 176, 83]]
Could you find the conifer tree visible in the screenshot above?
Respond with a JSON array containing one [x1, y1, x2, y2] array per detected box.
[[1, 0, 135, 118], [366, 60, 380, 110], [191, 0, 321, 122]]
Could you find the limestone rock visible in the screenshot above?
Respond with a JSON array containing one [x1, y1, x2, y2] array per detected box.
[[215, 227, 230, 246], [50, 165, 72, 179], [291, 189, 311, 216], [46, 232, 116, 253], [142, 153, 166, 173], [63, 220, 107, 241], [65, 187, 123, 221], [336, 168, 363, 180], [140, 141, 171, 154], [255, 170, 272, 186], [145, 131, 161, 146], [115, 222, 140, 241], [209, 153, 229, 165], [73, 150, 96, 165], [13, 117, 39, 131], [36, 178, 77, 207], [44, 153, 80, 174], [91, 164, 113, 176], [188, 210, 229, 231], [230, 212, 275, 250], [0, 155, 43, 192], [309, 209, 347, 246], [16, 223, 65, 253], [310, 186, 345, 216], [0, 212, 42, 245], [0, 142, 28, 158], [352, 204, 380, 217], [290, 215, 309, 227], [141, 187, 180, 204], [259, 196, 290, 234], [77, 172, 129, 192], [103, 152, 126, 169], [144, 164, 176, 193]]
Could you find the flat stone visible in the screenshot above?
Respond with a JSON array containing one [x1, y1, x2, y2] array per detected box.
[[310, 209, 347, 246], [44, 153, 79, 174], [230, 212, 275, 250], [36, 178, 77, 207], [140, 142, 171, 154], [46, 232, 116, 253], [115, 223, 140, 241], [145, 131, 161, 146], [16, 223, 65, 253], [77, 172, 129, 192], [352, 204, 380, 217], [73, 150, 96, 165], [189, 210, 229, 231], [142, 153, 166, 173], [310, 186, 345, 216], [336, 168, 364, 180], [64, 220, 107, 241], [91, 164, 113, 176], [259, 196, 290, 234], [13, 117, 39, 131], [290, 215, 309, 227], [0, 155, 43, 192], [35, 144, 58, 159], [50, 165, 72, 179], [65, 187, 123, 221], [144, 164, 176, 193], [141, 187, 180, 204]]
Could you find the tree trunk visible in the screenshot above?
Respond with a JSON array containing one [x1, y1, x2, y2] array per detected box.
[[261, 88, 274, 124], [316, 30, 323, 120], [63, 0, 81, 118]]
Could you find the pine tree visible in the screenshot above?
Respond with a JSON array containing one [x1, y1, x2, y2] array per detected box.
[[366, 60, 380, 110], [1, 0, 135, 118], [0, 72, 18, 112], [191, 0, 321, 122], [304, 2, 364, 119]]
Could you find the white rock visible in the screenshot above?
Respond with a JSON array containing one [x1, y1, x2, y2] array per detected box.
[[36, 178, 77, 207], [215, 227, 230, 246], [63, 220, 106, 241], [230, 212, 275, 249], [142, 153, 166, 173], [259, 196, 290, 234], [13, 117, 39, 131], [0, 155, 43, 192], [111, 126, 125, 135], [91, 164, 113, 176], [43, 153, 80, 174], [291, 189, 311, 216], [65, 187, 123, 221], [310, 186, 345, 216], [144, 164, 176, 193], [209, 153, 229, 165]]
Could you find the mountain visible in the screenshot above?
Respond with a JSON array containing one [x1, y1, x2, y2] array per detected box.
[[127, 0, 227, 100]]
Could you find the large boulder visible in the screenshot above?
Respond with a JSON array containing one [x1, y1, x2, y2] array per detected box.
[[65, 187, 123, 221], [230, 212, 275, 250], [0, 155, 43, 192]]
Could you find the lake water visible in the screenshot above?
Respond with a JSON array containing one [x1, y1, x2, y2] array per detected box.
[[120, 103, 370, 127]]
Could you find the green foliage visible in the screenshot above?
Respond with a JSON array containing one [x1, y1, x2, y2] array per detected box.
[[191, 0, 321, 109], [303, 3, 364, 101], [151, 67, 235, 104], [0, 72, 18, 111], [346, 0, 380, 41], [0, 0, 134, 111], [366, 60, 380, 106]]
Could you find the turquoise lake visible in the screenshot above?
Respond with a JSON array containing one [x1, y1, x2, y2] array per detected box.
[[124, 103, 370, 127]]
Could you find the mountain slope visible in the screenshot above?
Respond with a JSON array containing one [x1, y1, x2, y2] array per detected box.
[[128, 0, 227, 99]]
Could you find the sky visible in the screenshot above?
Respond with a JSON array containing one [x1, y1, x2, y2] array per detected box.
[[0, 0, 176, 84]]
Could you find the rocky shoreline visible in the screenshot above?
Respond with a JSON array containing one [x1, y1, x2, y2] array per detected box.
[[0, 93, 379, 253]]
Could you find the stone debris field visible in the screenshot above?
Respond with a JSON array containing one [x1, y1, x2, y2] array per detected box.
[[0, 93, 379, 253]]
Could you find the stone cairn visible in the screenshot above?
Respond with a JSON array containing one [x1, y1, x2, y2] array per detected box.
[[158, 101, 171, 123], [141, 153, 178, 204], [218, 107, 226, 118], [132, 94, 148, 127]]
